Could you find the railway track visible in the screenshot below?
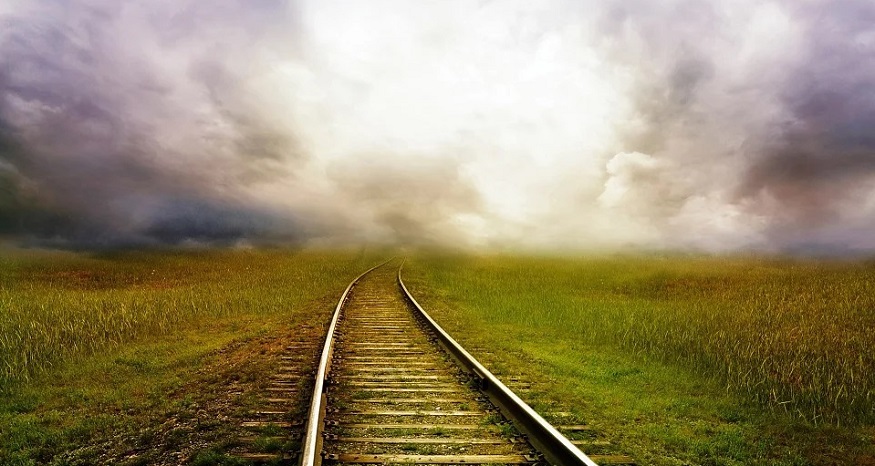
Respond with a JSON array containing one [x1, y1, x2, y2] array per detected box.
[[295, 260, 636, 466]]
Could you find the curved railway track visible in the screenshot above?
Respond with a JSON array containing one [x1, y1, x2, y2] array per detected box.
[[232, 259, 635, 465]]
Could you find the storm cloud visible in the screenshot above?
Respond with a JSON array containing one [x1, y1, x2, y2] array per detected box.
[[1, 0, 874, 252]]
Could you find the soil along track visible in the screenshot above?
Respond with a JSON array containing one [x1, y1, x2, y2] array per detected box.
[[306, 262, 635, 466], [227, 323, 323, 463]]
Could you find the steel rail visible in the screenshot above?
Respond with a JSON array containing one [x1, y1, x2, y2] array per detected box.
[[299, 259, 393, 466], [397, 263, 600, 466]]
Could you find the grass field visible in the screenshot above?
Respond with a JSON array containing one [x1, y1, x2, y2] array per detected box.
[[0, 248, 378, 464], [404, 253, 875, 465], [3, 249, 874, 465]]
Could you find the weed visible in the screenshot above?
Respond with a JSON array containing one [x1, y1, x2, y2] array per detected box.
[[190, 448, 249, 466], [252, 435, 283, 453]]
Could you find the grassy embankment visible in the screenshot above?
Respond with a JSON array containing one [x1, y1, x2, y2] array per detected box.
[[404, 254, 875, 466], [0, 248, 379, 465]]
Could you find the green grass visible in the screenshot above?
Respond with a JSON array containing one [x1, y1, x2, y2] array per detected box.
[[404, 253, 875, 465], [0, 247, 380, 464], [2, 317, 252, 465]]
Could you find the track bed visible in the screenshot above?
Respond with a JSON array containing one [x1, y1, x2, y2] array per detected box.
[[323, 266, 538, 464]]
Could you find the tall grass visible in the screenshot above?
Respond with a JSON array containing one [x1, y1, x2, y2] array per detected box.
[[407, 254, 875, 424], [0, 248, 374, 387]]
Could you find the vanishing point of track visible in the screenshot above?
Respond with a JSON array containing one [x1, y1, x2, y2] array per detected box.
[[235, 259, 635, 465]]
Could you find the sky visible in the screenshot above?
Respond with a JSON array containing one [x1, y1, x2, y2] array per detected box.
[[1, 0, 874, 253]]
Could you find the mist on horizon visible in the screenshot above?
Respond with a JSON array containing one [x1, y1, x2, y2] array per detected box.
[[2, 0, 874, 253]]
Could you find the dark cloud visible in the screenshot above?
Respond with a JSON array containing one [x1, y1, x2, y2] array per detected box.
[[0, 0, 305, 248], [733, 1, 875, 245], [141, 197, 298, 246]]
